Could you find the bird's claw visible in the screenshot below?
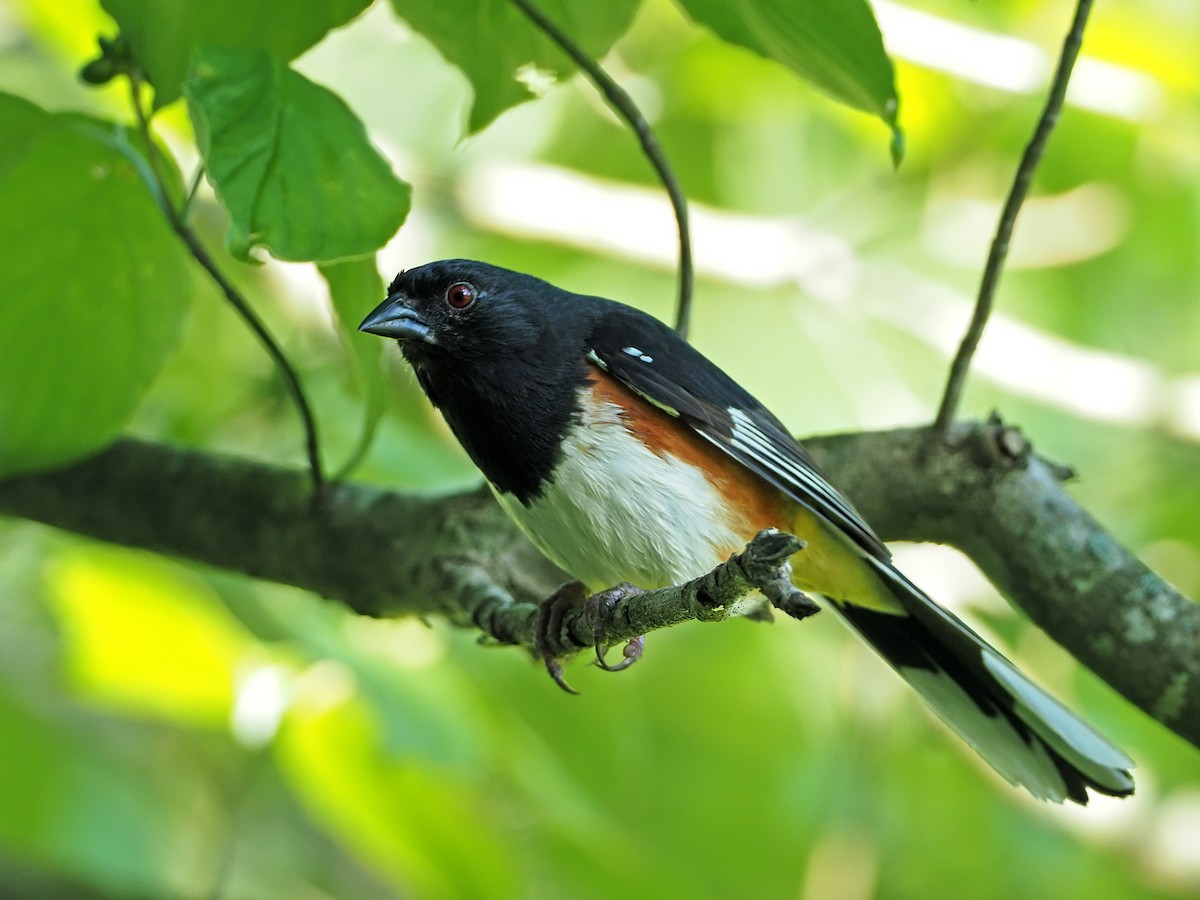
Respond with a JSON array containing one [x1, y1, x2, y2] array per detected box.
[[535, 581, 587, 694], [589, 582, 645, 672]]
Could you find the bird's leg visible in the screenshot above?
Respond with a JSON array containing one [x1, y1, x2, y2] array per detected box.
[[589, 582, 645, 672], [535, 580, 589, 694]]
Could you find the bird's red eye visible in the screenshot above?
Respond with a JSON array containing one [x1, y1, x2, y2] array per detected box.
[[446, 282, 476, 309]]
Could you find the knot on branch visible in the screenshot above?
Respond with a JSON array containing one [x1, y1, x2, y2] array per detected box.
[[933, 414, 1032, 469], [956, 415, 1074, 482], [983, 411, 1032, 464]]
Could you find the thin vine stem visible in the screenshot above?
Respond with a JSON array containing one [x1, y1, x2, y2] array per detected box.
[[509, 0, 695, 339], [933, 0, 1095, 436], [127, 77, 325, 490]]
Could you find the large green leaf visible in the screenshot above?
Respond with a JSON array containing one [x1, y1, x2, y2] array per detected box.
[[675, 0, 902, 158], [390, 0, 640, 133], [184, 47, 411, 263], [0, 93, 189, 478], [101, 0, 372, 108]]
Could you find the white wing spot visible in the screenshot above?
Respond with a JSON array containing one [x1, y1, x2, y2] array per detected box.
[[622, 346, 654, 363]]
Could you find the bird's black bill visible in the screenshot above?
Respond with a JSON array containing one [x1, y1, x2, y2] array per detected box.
[[358, 295, 437, 344]]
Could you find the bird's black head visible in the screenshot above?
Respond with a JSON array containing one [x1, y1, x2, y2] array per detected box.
[[358, 259, 598, 500], [358, 259, 568, 372]]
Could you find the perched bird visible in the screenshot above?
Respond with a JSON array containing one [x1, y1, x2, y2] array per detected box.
[[359, 258, 1134, 805]]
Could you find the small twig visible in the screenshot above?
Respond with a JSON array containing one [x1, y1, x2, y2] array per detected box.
[[933, 0, 1094, 436], [181, 164, 206, 223], [127, 77, 325, 489], [509, 0, 695, 339], [473, 528, 815, 656]]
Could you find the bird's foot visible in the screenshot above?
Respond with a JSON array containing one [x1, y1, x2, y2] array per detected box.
[[534, 580, 646, 693]]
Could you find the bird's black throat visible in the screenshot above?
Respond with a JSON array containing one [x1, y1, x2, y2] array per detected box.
[[403, 342, 589, 505]]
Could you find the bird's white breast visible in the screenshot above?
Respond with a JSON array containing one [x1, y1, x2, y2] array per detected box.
[[492, 389, 746, 592]]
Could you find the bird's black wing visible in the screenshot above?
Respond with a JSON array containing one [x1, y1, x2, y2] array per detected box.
[[584, 302, 889, 562]]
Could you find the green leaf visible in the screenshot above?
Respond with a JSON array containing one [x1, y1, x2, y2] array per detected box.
[[674, 0, 902, 156], [184, 46, 411, 263], [101, 0, 372, 108], [0, 93, 189, 478], [390, 0, 640, 133], [318, 257, 387, 478]]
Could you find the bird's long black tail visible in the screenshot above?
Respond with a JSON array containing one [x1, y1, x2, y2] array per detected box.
[[832, 559, 1134, 804]]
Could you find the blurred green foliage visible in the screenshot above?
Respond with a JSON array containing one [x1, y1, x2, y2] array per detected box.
[[389, 0, 643, 133], [1, 0, 1198, 897], [101, 0, 373, 108]]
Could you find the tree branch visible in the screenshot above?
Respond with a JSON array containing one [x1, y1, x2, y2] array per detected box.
[[1, 424, 1195, 747]]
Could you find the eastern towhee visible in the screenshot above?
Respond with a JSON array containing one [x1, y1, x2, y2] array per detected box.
[[360, 258, 1134, 805]]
